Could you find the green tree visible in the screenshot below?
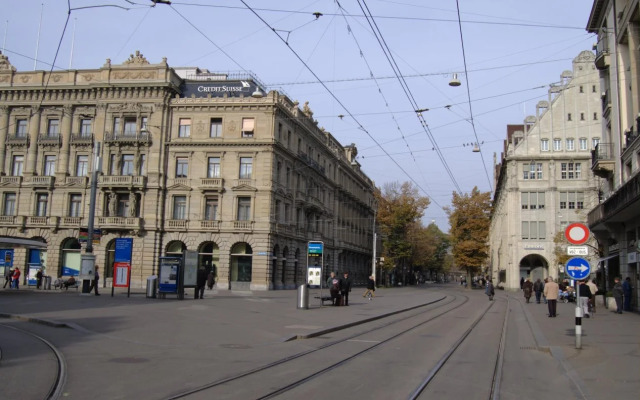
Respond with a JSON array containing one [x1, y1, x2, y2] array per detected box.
[[409, 222, 450, 280], [376, 182, 430, 285], [446, 187, 492, 288]]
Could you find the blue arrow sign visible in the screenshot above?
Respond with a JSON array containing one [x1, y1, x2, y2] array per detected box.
[[565, 257, 591, 280]]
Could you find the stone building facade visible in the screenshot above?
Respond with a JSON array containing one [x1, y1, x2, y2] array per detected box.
[[0, 51, 376, 290], [489, 51, 602, 289], [587, 0, 640, 310]]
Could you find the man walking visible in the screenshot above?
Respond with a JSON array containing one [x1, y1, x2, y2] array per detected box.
[[543, 276, 559, 317], [340, 271, 352, 306], [89, 266, 100, 296], [3, 267, 12, 288], [613, 277, 624, 314], [195, 266, 207, 299]]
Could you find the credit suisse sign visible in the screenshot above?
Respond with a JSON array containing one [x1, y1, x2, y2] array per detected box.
[[180, 80, 260, 98]]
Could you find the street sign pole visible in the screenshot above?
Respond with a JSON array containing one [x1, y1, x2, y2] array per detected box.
[[565, 256, 591, 349]]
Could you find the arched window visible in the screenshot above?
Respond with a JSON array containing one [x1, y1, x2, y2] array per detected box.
[[230, 242, 252, 282], [61, 238, 81, 277]]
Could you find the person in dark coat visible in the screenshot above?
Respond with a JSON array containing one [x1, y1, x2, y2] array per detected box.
[[195, 267, 207, 299], [206, 268, 216, 290], [363, 275, 375, 299], [485, 279, 495, 301], [612, 277, 624, 314], [523, 278, 533, 303], [36, 269, 43, 289], [622, 277, 633, 311], [89, 266, 100, 295], [340, 271, 352, 306], [520, 277, 525, 289], [533, 278, 543, 304], [4, 268, 13, 288], [327, 272, 341, 306]]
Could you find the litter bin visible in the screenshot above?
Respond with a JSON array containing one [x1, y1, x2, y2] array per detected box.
[[297, 284, 309, 309], [146, 275, 157, 298]]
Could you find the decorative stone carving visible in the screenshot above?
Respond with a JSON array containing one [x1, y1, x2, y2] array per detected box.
[[115, 102, 142, 112], [20, 75, 31, 83], [103, 58, 111, 68], [52, 74, 63, 83], [123, 51, 150, 65], [0, 51, 16, 71]]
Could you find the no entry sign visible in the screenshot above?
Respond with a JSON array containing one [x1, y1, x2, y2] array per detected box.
[[565, 223, 590, 245]]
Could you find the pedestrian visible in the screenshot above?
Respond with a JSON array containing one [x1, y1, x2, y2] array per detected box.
[[520, 277, 524, 289], [578, 280, 591, 318], [543, 276, 559, 317], [89, 266, 100, 295], [206, 267, 216, 290], [3, 267, 12, 288], [36, 269, 43, 289], [587, 279, 598, 314], [327, 272, 341, 306], [622, 277, 633, 311], [533, 278, 543, 304], [485, 279, 495, 301], [523, 278, 533, 303], [195, 267, 207, 299], [340, 271, 352, 306], [542, 278, 548, 304], [612, 277, 624, 314], [363, 275, 375, 299], [11, 267, 21, 289]]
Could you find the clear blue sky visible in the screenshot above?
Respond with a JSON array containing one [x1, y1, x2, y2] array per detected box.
[[1, 0, 596, 231]]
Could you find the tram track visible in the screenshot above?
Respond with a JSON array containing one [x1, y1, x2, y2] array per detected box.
[[0, 322, 67, 400], [165, 293, 467, 400]]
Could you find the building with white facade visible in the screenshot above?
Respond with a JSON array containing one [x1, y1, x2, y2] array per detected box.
[[489, 51, 602, 289]]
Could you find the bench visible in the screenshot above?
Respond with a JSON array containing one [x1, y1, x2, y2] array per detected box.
[[54, 278, 79, 291]]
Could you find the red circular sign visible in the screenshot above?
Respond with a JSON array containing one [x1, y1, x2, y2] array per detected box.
[[565, 223, 590, 245]]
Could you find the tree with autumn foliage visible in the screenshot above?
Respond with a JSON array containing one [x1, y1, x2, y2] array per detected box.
[[376, 182, 430, 285], [409, 221, 450, 280], [446, 187, 492, 287]]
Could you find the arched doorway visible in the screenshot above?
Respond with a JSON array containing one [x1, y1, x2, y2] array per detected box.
[[198, 242, 219, 276], [230, 242, 252, 290], [166, 241, 186, 256], [519, 254, 549, 282], [60, 238, 81, 277]]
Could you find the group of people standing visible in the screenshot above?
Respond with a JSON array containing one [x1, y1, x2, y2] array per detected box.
[[3, 267, 21, 289], [612, 276, 634, 314], [327, 271, 354, 306]]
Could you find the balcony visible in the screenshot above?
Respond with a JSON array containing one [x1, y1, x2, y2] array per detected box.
[[70, 133, 94, 145], [167, 178, 192, 188], [97, 216, 141, 230], [594, 34, 610, 70], [199, 178, 223, 190], [233, 220, 254, 231], [0, 215, 24, 227], [0, 176, 22, 187], [591, 143, 614, 178], [24, 176, 55, 189], [588, 172, 640, 228], [166, 219, 188, 230], [5, 134, 28, 146], [65, 176, 88, 186], [104, 131, 151, 145], [601, 89, 611, 118], [26, 216, 58, 227], [233, 179, 255, 188], [37, 133, 61, 146], [99, 175, 146, 189], [60, 216, 83, 227], [199, 220, 221, 230]]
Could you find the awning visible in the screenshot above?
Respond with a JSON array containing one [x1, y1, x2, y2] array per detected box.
[[0, 237, 47, 249], [596, 254, 618, 263]]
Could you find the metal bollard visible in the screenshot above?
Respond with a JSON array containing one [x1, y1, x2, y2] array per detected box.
[[297, 284, 309, 309]]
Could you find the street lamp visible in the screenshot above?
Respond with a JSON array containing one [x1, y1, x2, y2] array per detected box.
[[80, 141, 102, 294]]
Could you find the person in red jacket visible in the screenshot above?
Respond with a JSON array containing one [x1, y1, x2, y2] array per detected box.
[[12, 267, 21, 289]]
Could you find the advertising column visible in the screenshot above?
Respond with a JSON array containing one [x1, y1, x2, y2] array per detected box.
[[112, 238, 133, 297]]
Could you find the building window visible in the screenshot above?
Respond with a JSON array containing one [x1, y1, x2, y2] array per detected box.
[[117, 193, 130, 217], [553, 139, 562, 151], [44, 155, 56, 176], [141, 117, 148, 132], [207, 157, 220, 178], [16, 119, 27, 137], [560, 162, 581, 179], [580, 113, 585, 121], [80, 119, 92, 136], [173, 196, 187, 219], [579, 85, 583, 93], [36, 193, 48, 216], [204, 196, 218, 220], [124, 117, 137, 136], [523, 162, 543, 180], [241, 118, 255, 138], [121, 154, 134, 176], [76, 155, 88, 176], [522, 192, 545, 210], [69, 194, 82, 217], [239, 157, 253, 179], [11, 155, 24, 176], [566, 138, 575, 151], [47, 119, 60, 136], [210, 118, 222, 138], [178, 118, 191, 138], [113, 117, 120, 135], [237, 197, 251, 221], [3, 193, 16, 216], [592, 85, 596, 93], [567, 113, 572, 121], [579, 138, 588, 150], [176, 157, 188, 178], [559, 191, 584, 210], [592, 137, 600, 149], [540, 139, 549, 151], [138, 154, 146, 176], [522, 221, 546, 240]]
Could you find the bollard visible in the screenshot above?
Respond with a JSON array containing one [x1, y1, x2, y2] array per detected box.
[[297, 284, 309, 309], [575, 302, 582, 349]]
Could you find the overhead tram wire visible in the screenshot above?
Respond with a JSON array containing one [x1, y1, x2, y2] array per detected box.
[[238, 0, 444, 211], [355, 0, 462, 193]]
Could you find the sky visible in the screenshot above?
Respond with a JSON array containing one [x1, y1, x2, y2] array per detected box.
[[0, 0, 597, 231]]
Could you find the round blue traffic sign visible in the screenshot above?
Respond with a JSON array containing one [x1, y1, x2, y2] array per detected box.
[[565, 257, 591, 280]]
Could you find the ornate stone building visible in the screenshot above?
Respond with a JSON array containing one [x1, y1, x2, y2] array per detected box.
[[0, 51, 376, 290], [489, 51, 602, 289]]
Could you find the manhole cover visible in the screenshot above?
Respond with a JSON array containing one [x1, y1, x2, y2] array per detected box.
[[109, 357, 149, 364], [220, 344, 252, 349]]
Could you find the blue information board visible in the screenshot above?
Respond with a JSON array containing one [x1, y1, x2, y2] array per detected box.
[[565, 257, 591, 280], [115, 238, 133, 263]]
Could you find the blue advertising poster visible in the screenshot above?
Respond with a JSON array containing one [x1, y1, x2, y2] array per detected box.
[[0, 249, 13, 276], [115, 238, 133, 263], [158, 257, 181, 293]]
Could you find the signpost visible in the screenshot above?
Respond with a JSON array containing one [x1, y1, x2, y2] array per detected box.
[[565, 223, 590, 245], [567, 246, 589, 256], [565, 257, 591, 280]]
